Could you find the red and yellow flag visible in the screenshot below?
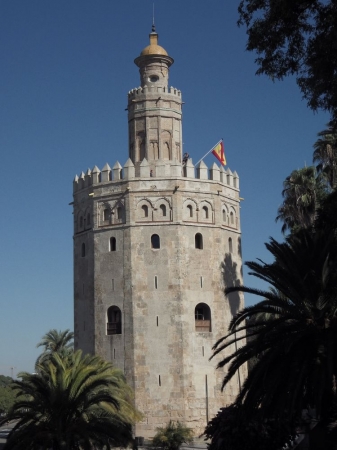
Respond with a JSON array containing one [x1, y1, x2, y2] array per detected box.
[[211, 140, 226, 166]]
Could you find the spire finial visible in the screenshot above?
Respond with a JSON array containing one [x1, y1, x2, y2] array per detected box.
[[152, 3, 156, 32]]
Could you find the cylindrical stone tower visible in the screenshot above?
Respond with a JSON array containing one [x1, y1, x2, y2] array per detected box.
[[73, 27, 246, 439], [128, 26, 183, 174]]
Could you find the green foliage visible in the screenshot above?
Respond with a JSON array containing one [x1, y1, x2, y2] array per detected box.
[[211, 227, 337, 422], [0, 375, 12, 388], [276, 166, 325, 234], [152, 421, 193, 450], [0, 384, 15, 414], [204, 405, 298, 450], [314, 121, 337, 191], [35, 329, 74, 367], [238, 0, 337, 123], [2, 350, 141, 450]]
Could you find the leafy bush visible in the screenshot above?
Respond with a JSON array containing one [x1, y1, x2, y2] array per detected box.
[[204, 405, 298, 450], [152, 421, 193, 450]]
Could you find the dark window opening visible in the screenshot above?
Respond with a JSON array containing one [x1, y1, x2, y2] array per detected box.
[[228, 237, 233, 253], [187, 205, 193, 218], [87, 213, 91, 225], [110, 237, 116, 252], [151, 234, 160, 249], [81, 243, 86, 257], [107, 306, 122, 335], [195, 303, 211, 332], [160, 204, 167, 217], [142, 205, 149, 218], [195, 233, 203, 249], [230, 211, 234, 225], [117, 207, 122, 220], [203, 206, 209, 219], [103, 209, 110, 221]]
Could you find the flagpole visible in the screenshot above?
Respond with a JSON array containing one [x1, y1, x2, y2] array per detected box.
[[195, 139, 222, 166]]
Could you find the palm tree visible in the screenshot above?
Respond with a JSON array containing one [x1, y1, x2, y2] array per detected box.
[[152, 421, 194, 450], [36, 329, 74, 366], [3, 350, 140, 450], [313, 121, 337, 191], [276, 166, 324, 234], [211, 228, 337, 424]]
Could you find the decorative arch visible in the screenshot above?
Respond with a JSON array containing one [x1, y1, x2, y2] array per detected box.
[[183, 198, 198, 221], [195, 303, 211, 332], [222, 204, 229, 224], [107, 306, 122, 335], [154, 197, 171, 222], [136, 199, 153, 222], [85, 207, 91, 229], [100, 202, 113, 226], [113, 201, 124, 224], [137, 131, 146, 162], [198, 200, 213, 223], [161, 130, 171, 160], [77, 211, 85, 233], [229, 206, 236, 227]]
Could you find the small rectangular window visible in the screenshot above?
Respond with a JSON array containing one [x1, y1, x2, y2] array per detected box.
[[155, 276, 158, 289], [202, 346, 204, 356], [113, 348, 116, 359], [159, 375, 161, 386], [200, 276, 203, 288], [156, 316, 159, 327]]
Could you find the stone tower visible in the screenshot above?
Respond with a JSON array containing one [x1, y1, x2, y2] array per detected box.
[[73, 27, 245, 438]]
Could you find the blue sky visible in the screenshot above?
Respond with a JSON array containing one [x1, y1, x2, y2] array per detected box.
[[0, 0, 329, 376]]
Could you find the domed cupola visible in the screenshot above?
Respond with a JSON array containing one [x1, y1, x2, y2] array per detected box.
[[134, 25, 174, 89]]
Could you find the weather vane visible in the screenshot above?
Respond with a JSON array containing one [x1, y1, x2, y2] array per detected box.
[[152, 2, 155, 32]]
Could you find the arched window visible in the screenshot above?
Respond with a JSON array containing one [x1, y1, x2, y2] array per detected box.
[[187, 205, 193, 218], [142, 205, 149, 218], [103, 209, 110, 221], [107, 306, 122, 335], [160, 204, 166, 217], [228, 237, 233, 253], [151, 234, 160, 249], [87, 213, 91, 225], [110, 237, 116, 252], [81, 243, 86, 257], [230, 211, 234, 225], [202, 206, 209, 219], [195, 303, 211, 332], [195, 233, 203, 249], [79, 216, 83, 228], [117, 207, 122, 220], [222, 209, 227, 223]]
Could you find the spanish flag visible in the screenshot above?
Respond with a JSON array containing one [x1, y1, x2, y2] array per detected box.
[[211, 140, 226, 166]]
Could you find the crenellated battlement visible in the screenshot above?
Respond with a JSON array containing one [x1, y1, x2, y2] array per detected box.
[[128, 85, 182, 100], [73, 158, 239, 193]]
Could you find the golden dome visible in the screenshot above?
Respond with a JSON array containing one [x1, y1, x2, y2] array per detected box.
[[139, 31, 168, 57], [140, 44, 168, 56]]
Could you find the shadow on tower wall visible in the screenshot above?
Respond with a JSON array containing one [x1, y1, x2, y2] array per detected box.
[[221, 253, 241, 317]]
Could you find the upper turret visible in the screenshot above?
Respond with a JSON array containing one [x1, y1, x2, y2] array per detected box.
[[134, 25, 174, 90]]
